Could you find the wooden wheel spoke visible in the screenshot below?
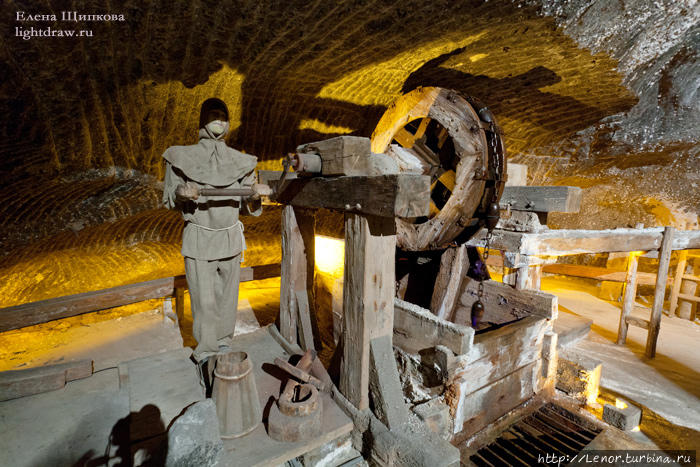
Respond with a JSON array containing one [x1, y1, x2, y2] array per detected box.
[[413, 117, 431, 141], [394, 127, 416, 148]]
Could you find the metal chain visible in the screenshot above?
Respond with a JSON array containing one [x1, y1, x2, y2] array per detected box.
[[474, 117, 500, 315]]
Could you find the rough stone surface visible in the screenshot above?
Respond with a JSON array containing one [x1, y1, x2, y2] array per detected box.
[[412, 398, 452, 440], [165, 400, 223, 467], [603, 402, 642, 431], [556, 350, 602, 405]]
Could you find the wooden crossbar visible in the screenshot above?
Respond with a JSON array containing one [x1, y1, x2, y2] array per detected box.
[[0, 263, 281, 333]]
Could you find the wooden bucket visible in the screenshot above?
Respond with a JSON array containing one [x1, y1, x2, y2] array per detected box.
[[212, 351, 262, 439]]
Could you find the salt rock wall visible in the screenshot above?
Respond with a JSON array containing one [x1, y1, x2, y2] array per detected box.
[[516, 0, 699, 230], [0, 0, 697, 305]]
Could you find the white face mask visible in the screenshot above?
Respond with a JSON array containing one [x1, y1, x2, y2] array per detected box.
[[206, 120, 226, 136]]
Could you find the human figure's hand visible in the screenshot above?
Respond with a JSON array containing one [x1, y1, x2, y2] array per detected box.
[[176, 182, 200, 200], [250, 183, 273, 200]]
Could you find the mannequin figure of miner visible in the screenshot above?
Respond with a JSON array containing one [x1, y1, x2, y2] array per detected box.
[[162, 98, 267, 384]]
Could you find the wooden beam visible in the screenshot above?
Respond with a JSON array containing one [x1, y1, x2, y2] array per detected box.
[[430, 244, 469, 321], [646, 227, 674, 358], [279, 206, 315, 344], [616, 253, 639, 345], [340, 214, 396, 410], [672, 229, 700, 250], [0, 359, 93, 401], [273, 174, 430, 218], [499, 186, 582, 213], [468, 228, 665, 255], [453, 279, 557, 327], [393, 298, 474, 355], [0, 264, 281, 333], [543, 263, 660, 287], [295, 290, 315, 352], [369, 335, 408, 429]]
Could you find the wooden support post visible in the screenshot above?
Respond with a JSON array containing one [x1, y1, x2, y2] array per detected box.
[[508, 255, 541, 290], [174, 286, 185, 325], [430, 244, 469, 320], [646, 227, 674, 358], [616, 252, 639, 345], [669, 250, 687, 317], [280, 206, 315, 344], [295, 290, 315, 351], [340, 214, 396, 410]]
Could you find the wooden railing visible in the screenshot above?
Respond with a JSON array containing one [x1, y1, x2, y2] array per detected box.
[[0, 263, 281, 333]]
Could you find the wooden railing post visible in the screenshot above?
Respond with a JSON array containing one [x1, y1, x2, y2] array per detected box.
[[616, 252, 639, 345], [646, 226, 674, 358]]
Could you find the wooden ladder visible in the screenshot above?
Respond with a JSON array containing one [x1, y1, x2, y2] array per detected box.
[[616, 227, 675, 358], [669, 250, 700, 320]]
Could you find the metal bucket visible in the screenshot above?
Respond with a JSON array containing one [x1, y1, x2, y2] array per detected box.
[[212, 351, 262, 439]]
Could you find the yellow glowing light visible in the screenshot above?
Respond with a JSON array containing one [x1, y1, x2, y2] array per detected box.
[[631, 426, 641, 432], [299, 119, 354, 135], [615, 398, 628, 409], [469, 53, 488, 62], [314, 235, 345, 276]]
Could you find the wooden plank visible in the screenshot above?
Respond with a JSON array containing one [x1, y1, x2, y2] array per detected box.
[[453, 279, 557, 327], [295, 290, 315, 351], [646, 227, 674, 358], [0, 264, 281, 333], [0, 276, 177, 333], [368, 335, 408, 429], [0, 359, 93, 401], [451, 360, 541, 439], [669, 250, 687, 316], [617, 253, 639, 345], [296, 136, 371, 176], [543, 263, 660, 287], [340, 214, 396, 410], [273, 174, 431, 218], [393, 298, 474, 355], [625, 316, 650, 329], [452, 317, 546, 393], [279, 207, 315, 344], [672, 229, 700, 250], [468, 227, 664, 256], [678, 293, 700, 303], [430, 244, 469, 320], [500, 186, 582, 213]]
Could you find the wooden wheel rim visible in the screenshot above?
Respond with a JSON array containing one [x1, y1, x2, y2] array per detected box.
[[372, 87, 494, 250]]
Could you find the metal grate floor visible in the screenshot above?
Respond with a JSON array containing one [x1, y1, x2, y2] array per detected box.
[[470, 403, 603, 466]]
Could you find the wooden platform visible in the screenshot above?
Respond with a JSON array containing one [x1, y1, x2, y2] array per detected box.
[[221, 326, 353, 467]]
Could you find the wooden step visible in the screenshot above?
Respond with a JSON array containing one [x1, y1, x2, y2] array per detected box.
[[678, 293, 700, 303], [682, 274, 700, 282], [554, 311, 593, 348], [625, 316, 650, 329]]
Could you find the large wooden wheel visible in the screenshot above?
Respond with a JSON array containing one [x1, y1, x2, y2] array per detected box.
[[371, 87, 506, 251]]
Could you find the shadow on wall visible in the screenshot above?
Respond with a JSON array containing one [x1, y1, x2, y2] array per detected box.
[[0, 0, 634, 180], [401, 47, 609, 137]]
